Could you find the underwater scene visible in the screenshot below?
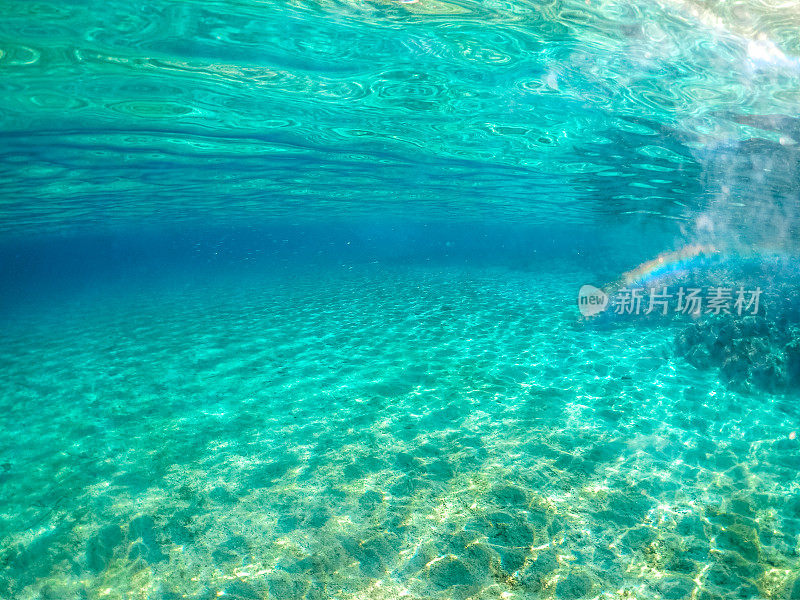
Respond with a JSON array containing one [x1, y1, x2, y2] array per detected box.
[[2, 0, 800, 599]]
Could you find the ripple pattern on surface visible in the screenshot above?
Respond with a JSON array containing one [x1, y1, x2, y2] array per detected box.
[[2, 0, 800, 233]]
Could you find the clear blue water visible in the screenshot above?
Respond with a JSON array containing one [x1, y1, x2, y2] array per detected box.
[[2, 1, 800, 599]]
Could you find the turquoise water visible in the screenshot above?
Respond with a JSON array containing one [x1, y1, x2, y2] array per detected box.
[[3, 1, 800, 599]]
